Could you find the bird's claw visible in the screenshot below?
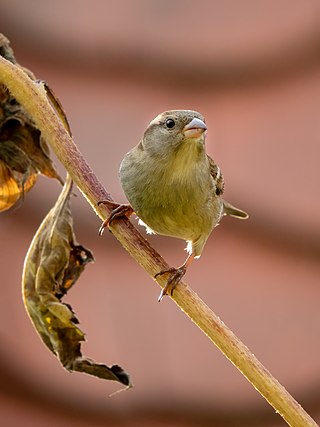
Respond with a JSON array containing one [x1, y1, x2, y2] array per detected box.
[[98, 200, 133, 235], [155, 266, 187, 302]]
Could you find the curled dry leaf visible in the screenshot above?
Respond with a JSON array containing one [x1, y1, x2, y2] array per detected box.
[[22, 174, 131, 387], [0, 33, 62, 212]]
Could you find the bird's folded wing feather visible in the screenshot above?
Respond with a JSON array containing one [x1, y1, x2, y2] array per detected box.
[[207, 155, 248, 219], [208, 155, 224, 196]]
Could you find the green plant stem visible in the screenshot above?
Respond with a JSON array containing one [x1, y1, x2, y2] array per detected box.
[[0, 55, 318, 427]]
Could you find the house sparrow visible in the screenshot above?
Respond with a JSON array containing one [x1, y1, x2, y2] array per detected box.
[[99, 110, 248, 301]]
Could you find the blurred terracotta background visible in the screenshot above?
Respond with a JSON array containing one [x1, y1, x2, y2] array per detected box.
[[1, 1, 320, 426]]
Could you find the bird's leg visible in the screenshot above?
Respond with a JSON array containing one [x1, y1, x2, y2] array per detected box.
[[155, 253, 195, 302], [98, 200, 133, 235]]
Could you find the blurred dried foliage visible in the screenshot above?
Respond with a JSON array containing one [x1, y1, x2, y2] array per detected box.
[[1, 33, 131, 388], [0, 34, 62, 212], [22, 175, 130, 387]]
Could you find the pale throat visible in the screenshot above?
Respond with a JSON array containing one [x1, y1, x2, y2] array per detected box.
[[169, 137, 205, 182]]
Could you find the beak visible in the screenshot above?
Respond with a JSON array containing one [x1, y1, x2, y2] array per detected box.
[[182, 117, 207, 139]]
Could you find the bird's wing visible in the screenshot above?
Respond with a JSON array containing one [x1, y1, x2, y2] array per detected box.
[[207, 155, 248, 219], [207, 155, 224, 196]]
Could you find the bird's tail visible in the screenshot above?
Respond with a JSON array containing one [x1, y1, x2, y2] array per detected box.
[[223, 200, 249, 219]]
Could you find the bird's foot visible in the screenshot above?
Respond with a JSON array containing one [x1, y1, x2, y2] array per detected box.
[[155, 265, 187, 302], [98, 200, 133, 235]]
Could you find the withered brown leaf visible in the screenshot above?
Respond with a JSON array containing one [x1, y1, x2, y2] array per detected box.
[[22, 175, 131, 387], [0, 33, 62, 212]]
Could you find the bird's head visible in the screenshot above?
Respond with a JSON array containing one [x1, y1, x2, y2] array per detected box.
[[142, 110, 207, 158]]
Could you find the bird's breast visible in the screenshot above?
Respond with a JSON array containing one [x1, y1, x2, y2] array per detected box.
[[120, 148, 222, 243]]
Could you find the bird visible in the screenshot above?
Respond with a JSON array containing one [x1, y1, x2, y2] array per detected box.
[[99, 110, 248, 301]]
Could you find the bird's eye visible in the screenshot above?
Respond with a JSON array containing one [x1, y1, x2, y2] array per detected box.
[[165, 118, 175, 129]]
